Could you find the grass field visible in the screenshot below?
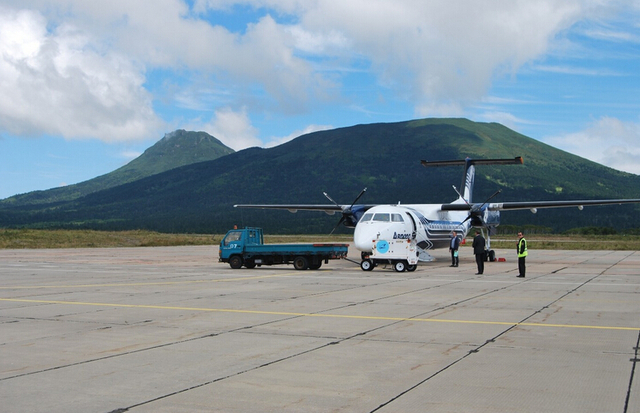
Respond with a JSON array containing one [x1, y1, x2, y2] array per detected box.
[[0, 229, 639, 250]]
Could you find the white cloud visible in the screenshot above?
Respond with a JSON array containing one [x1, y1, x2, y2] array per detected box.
[[0, 6, 163, 142], [476, 111, 535, 131], [534, 64, 621, 76], [1, 0, 637, 146], [201, 106, 261, 150], [52, 1, 608, 117], [263, 124, 332, 148], [291, 0, 590, 114], [196, 106, 331, 150], [120, 150, 142, 160], [543, 117, 640, 174]]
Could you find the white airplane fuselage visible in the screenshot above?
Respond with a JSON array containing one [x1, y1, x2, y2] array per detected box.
[[353, 203, 472, 261]]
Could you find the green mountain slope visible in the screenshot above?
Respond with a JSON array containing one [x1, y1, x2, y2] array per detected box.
[[1, 119, 639, 233], [1, 130, 234, 205]]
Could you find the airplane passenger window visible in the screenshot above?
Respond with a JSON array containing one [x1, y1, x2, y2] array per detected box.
[[373, 213, 390, 222], [360, 213, 373, 222], [391, 213, 404, 222]]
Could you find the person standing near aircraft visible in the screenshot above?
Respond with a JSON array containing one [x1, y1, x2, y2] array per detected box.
[[472, 230, 485, 274], [517, 231, 528, 277], [449, 231, 460, 267]]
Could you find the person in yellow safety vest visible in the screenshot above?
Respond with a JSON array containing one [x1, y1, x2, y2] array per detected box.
[[517, 231, 528, 278]]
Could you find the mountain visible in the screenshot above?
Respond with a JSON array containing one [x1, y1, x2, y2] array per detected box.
[[1, 130, 234, 206], [1, 118, 639, 233]]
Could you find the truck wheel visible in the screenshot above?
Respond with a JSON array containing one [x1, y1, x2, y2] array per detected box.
[[407, 264, 417, 272], [229, 255, 243, 269], [293, 256, 309, 270], [394, 260, 407, 272], [309, 262, 322, 270], [361, 259, 374, 271], [244, 260, 256, 269]]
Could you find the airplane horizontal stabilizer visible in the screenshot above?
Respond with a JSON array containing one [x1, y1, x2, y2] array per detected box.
[[420, 156, 523, 168]]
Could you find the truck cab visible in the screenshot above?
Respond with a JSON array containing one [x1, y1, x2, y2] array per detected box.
[[219, 227, 263, 265]]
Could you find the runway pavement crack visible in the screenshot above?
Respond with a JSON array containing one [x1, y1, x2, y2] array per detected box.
[[624, 331, 640, 413], [94, 276, 489, 412], [107, 327, 377, 412], [369, 263, 615, 411], [0, 332, 222, 382]]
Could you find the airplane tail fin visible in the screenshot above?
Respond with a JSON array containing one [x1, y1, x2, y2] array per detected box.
[[420, 157, 523, 203]]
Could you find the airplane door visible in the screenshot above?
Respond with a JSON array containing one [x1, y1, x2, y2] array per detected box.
[[405, 212, 417, 239]]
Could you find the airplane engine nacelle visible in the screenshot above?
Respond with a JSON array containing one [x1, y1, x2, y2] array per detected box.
[[483, 209, 500, 226], [344, 205, 368, 227]]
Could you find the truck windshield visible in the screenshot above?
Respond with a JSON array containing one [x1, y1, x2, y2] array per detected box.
[[223, 231, 242, 246]]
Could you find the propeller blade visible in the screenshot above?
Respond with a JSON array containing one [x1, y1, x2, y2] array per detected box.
[[453, 185, 471, 206], [350, 187, 367, 207], [462, 189, 503, 228], [323, 192, 339, 207], [479, 189, 502, 208], [330, 216, 346, 235], [324, 187, 367, 234]]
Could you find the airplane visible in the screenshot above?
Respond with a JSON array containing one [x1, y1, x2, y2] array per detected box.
[[235, 157, 640, 271]]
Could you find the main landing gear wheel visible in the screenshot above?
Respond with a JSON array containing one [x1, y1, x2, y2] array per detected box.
[[393, 260, 407, 272], [360, 259, 374, 271]]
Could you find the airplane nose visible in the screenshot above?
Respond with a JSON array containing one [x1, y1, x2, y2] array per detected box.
[[354, 224, 376, 252]]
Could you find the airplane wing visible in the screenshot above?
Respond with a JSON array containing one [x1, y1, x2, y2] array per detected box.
[[440, 198, 640, 212], [234, 202, 377, 229], [234, 204, 345, 215], [492, 199, 640, 211]]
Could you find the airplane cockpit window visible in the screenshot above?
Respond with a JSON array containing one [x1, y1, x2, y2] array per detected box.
[[391, 213, 404, 222], [360, 213, 373, 222], [372, 213, 390, 222]]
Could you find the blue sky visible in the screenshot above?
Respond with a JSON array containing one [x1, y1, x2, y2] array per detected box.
[[1, 1, 639, 199]]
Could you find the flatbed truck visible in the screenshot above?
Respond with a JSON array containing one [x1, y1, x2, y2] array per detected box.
[[219, 227, 349, 270]]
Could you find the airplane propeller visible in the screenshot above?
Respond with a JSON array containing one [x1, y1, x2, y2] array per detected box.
[[460, 189, 502, 227], [324, 187, 367, 234]]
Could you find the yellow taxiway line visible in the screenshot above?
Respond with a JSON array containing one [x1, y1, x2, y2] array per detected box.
[[0, 297, 637, 332]]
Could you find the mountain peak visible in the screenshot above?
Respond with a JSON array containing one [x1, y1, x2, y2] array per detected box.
[[142, 130, 234, 161], [1, 130, 234, 205]]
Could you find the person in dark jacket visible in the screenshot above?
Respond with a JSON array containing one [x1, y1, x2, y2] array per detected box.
[[472, 230, 485, 274], [449, 231, 460, 267]]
